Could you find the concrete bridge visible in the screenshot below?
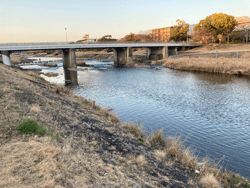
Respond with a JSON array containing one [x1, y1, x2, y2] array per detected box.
[[0, 42, 200, 85]]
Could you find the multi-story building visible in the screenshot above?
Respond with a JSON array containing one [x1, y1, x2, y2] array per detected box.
[[152, 27, 173, 42], [235, 16, 250, 30]]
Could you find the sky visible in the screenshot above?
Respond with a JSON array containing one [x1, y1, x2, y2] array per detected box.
[[0, 0, 249, 43]]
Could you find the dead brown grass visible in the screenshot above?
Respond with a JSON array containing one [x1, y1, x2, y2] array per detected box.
[[149, 129, 165, 146], [76, 61, 86, 66], [200, 173, 221, 188], [163, 57, 250, 75], [82, 100, 120, 123], [135, 155, 147, 166], [154, 150, 166, 162], [30, 104, 41, 113], [122, 122, 145, 138], [44, 71, 58, 77], [187, 44, 250, 53]]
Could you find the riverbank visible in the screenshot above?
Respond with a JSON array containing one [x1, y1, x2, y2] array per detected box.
[[161, 44, 250, 76], [162, 57, 250, 76], [0, 63, 249, 187]]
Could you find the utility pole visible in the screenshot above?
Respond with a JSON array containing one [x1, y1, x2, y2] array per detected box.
[[65, 28, 68, 42]]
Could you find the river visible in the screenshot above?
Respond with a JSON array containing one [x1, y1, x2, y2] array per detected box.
[[21, 58, 250, 178]]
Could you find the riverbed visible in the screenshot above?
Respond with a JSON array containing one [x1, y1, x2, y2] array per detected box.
[[20, 59, 250, 178]]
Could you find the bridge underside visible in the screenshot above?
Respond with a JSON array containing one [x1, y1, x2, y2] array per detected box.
[[1, 46, 179, 86]]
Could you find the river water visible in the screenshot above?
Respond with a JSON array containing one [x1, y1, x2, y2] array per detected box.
[[21, 59, 250, 178]]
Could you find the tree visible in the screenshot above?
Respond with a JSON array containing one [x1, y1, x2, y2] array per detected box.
[[170, 19, 189, 41], [98, 35, 117, 42], [126, 33, 136, 41], [192, 28, 214, 44], [194, 13, 238, 42]]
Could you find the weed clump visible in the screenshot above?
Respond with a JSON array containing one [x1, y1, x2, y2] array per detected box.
[[149, 130, 165, 147], [18, 119, 46, 135]]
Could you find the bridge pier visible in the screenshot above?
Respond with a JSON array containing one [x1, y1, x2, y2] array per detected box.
[[168, 47, 178, 56], [113, 47, 132, 67], [1, 51, 12, 66], [62, 49, 78, 86], [147, 47, 169, 60]]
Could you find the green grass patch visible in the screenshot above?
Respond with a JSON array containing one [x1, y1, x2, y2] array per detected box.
[[83, 100, 89, 104], [12, 106, 20, 109], [227, 174, 250, 187], [138, 137, 144, 142], [0, 92, 3, 98], [18, 119, 47, 135], [18, 119, 62, 141]]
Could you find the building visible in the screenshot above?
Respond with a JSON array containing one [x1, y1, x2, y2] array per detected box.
[[233, 16, 250, 42], [152, 27, 173, 42], [235, 16, 250, 30]]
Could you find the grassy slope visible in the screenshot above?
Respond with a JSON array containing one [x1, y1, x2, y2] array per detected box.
[[161, 44, 250, 76], [0, 63, 249, 188]]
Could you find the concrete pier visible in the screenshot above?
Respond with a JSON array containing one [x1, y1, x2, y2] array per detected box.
[[2, 51, 12, 66], [147, 47, 169, 60], [113, 47, 132, 67], [168, 47, 178, 56], [62, 49, 78, 86]]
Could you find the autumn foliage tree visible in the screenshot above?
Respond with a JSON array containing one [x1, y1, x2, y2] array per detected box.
[[98, 35, 117, 42], [192, 28, 214, 44], [170, 19, 189, 41], [193, 13, 238, 42]]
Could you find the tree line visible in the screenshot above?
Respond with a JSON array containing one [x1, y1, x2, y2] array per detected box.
[[98, 13, 247, 44]]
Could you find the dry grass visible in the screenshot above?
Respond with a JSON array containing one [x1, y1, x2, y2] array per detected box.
[[149, 129, 165, 146], [76, 61, 86, 66], [165, 159, 175, 168], [44, 71, 58, 77], [122, 122, 145, 138], [43, 63, 58, 67], [162, 57, 250, 75], [200, 173, 221, 188], [154, 150, 166, 162], [151, 60, 163, 65], [135, 155, 146, 166], [0, 136, 86, 187], [82, 99, 120, 123], [29, 104, 41, 112], [187, 44, 250, 53]]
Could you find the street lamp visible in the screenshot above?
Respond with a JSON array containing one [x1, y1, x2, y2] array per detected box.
[[65, 28, 68, 42]]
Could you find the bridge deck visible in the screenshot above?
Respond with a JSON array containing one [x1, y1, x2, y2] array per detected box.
[[0, 42, 200, 52]]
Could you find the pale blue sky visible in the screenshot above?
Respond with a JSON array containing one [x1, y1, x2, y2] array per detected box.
[[0, 0, 249, 42]]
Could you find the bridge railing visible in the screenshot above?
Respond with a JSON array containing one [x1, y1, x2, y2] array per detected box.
[[0, 41, 200, 46]]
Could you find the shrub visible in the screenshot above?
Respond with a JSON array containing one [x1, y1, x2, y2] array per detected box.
[[18, 119, 47, 135]]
